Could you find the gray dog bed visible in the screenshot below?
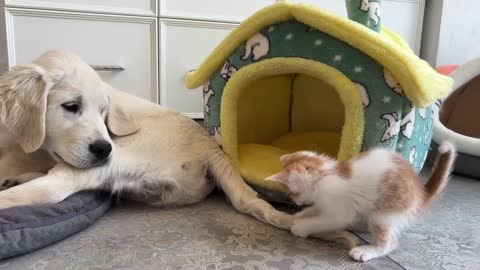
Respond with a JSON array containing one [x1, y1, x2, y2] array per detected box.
[[0, 191, 111, 260]]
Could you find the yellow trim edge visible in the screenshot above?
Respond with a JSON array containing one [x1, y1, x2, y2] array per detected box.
[[185, 2, 453, 107]]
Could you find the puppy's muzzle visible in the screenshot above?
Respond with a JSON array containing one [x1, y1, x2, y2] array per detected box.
[[89, 140, 112, 161]]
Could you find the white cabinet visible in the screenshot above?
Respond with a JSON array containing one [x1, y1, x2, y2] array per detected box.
[[160, 19, 236, 118], [1, 0, 426, 118], [158, 0, 274, 116], [5, 8, 158, 102], [160, 0, 273, 23], [5, 0, 157, 16], [289, 0, 425, 54]]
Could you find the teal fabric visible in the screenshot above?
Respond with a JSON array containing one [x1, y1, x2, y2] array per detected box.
[[204, 20, 434, 172]]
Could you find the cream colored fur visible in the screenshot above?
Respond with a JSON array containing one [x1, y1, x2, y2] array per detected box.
[[0, 49, 293, 230]]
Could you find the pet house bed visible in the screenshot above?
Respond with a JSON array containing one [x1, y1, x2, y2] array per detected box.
[[430, 59, 480, 178], [186, 1, 453, 201], [0, 191, 111, 259]]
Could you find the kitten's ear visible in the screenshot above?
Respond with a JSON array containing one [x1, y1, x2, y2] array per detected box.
[[266, 171, 290, 185], [279, 154, 295, 164], [280, 151, 317, 164]]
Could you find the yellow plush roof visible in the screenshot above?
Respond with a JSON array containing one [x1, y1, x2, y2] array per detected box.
[[185, 2, 453, 107]]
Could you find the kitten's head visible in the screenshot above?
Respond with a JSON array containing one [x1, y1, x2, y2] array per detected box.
[[266, 151, 335, 205]]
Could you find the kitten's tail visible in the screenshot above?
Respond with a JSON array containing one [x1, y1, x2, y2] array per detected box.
[[423, 142, 456, 205]]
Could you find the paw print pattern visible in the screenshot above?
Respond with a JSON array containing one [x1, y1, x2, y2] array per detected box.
[[241, 33, 270, 61], [400, 105, 415, 140], [418, 108, 427, 119], [203, 80, 214, 114], [384, 68, 404, 95], [409, 146, 416, 165], [211, 126, 222, 146], [381, 112, 401, 142], [220, 60, 238, 81], [381, 104, 416, 142], [360, 0, 381, 26], [354, 82, 370, 107]]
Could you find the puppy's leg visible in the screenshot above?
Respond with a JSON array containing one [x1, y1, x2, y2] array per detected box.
[[208, 150, 293, 230], [0, 164, 105, 209], [0, 172, 45, 190]]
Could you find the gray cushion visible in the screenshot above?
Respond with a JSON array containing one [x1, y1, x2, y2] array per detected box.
[[0, 191, 111, 259]]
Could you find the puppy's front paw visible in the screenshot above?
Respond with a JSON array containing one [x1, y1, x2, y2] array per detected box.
[[293, 211, 306, 219], [273, 212, 294, 230], [291, 222, 310, 238]]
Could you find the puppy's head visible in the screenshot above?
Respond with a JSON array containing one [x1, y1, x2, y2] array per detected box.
[[0, 49, 139, 168]]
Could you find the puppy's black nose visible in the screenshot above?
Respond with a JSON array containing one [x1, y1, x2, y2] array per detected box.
[[89, 140, 112, 160]]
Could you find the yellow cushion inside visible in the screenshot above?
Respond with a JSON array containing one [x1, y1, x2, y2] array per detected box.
[[238, 144, 289, 192], [237, 75, 291, 144], [291, 75, 345, 133], [272, 131, 341, 156], [238, 131, 341, 191]]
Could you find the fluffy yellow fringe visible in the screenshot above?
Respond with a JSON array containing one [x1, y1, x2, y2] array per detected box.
[[186, 2, 453, 107]]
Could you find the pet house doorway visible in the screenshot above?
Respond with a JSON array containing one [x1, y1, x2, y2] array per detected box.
[[220, 58, 364, 191]]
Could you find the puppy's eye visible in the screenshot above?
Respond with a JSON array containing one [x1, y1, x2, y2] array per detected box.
[[62, 102, 79, 113]]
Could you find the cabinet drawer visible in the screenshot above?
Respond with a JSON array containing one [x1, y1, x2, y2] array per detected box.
[[288, 0, 425, 54], [160, 0, 274, 23], [5, 0, 157, 16], [5, 8, 158, 102], [160, 19, 236, 117]]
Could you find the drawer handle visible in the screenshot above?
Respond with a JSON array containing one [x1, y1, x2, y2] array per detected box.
[[90, 65, 125, 71]]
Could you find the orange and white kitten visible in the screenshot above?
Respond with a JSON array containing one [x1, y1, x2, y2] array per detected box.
[[267, 143, 456, 262]]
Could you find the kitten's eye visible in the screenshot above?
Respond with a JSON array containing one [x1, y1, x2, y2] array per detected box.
[[61, 102, 79, 113]]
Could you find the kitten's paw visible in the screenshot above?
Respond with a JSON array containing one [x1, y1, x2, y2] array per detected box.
[[291, 223, 310, 238], [340, 231, 361, 249], [349, 245, 381, 262], [310, 230, 360, 249]]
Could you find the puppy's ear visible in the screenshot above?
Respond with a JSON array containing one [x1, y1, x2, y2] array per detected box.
[[0, 64, 62, 153], [106, 94, 140, 137]]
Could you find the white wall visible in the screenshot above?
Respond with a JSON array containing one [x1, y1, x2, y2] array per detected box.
[[0, 1, 7, 74], [421, 0, 480, 66], [419, 0, 442, 65], [436, 0, 480, 65]]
